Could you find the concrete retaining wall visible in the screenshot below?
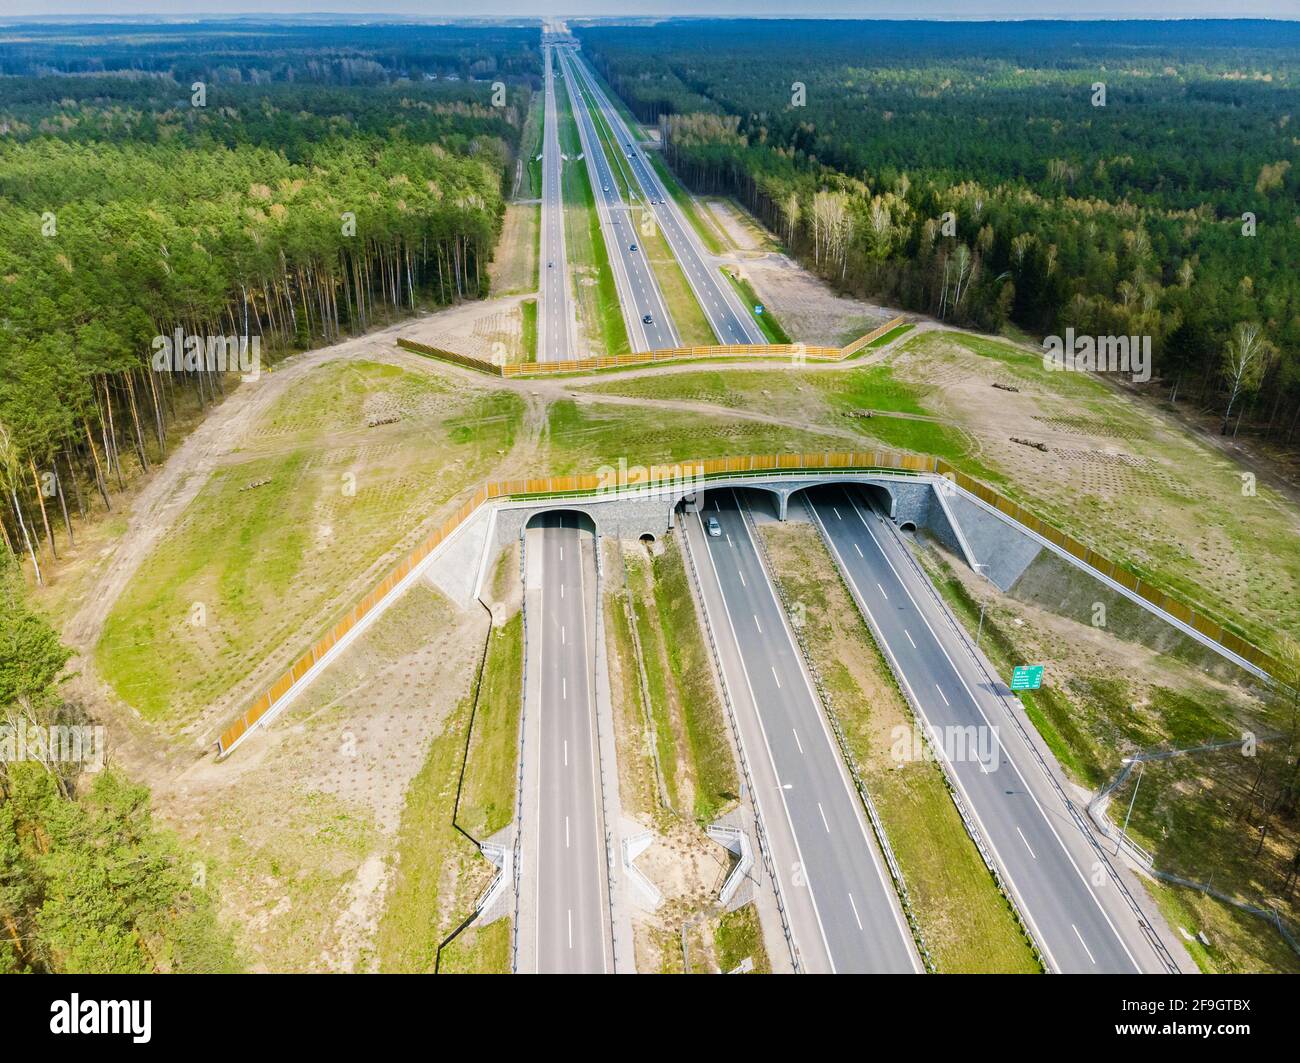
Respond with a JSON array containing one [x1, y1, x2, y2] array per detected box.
[[945, 491, 1045, 591]]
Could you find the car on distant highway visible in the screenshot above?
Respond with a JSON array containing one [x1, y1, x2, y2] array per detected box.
[[706, 516, 722, 537], [641, 313, 653, 325], [629, 243, 638, 251], [547, 261, 553, 268]]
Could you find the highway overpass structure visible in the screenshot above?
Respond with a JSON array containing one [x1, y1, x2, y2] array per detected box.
[[219, 457, 1206, 974], [493, 470, 1184, 974]]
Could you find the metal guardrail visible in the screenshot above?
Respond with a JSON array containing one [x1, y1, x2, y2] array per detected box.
[[510, 532, 529, 974], [678, 508, 802, 973], [591, 533, 622, 973], [742, 497, 935, 973], [475, 842, 510, 914]]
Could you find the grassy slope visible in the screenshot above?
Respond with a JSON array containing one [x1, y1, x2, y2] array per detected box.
[[581, 363, 992, 478], [540, 397, 851, 478], [96, 361, 521, 725], [375, 675, 500, 972], [915, 330, 1300, 646], [867, 323, 914, 348], [457, 610, 524, 840]]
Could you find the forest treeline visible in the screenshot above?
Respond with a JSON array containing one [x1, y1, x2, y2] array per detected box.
[[579, 19, 1300, 448], [0, 24, 536, 583], [0, 21, 542, 83], [0, 551, 239, 972]]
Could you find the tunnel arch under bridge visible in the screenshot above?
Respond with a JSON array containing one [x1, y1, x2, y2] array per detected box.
[[491, 470, 936, 551], [523, 509, 598, 535]]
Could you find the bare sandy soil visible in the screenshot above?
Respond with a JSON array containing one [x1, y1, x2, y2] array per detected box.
[[489, 203, 539, 297], [704, 198, 775, 253], [402, 291, 531, 364], [737, 254, 892, 347], [173, 581, 485, 972]]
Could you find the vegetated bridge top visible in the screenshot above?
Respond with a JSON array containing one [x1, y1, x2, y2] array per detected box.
[[214, 446, 1289, 758]]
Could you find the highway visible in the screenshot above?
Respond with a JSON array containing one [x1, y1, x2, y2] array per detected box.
[[555, 46, 677, 352], [563, 47, 768, 347], [804, 483, 1155, 973], [531, 513, 610, 973], [539, 45, 573, 363], [687, 488, 920, 974]]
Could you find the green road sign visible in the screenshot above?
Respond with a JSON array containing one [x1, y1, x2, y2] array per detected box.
[[1010, 664, 1044, 691]]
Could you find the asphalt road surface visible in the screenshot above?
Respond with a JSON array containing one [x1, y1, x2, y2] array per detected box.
[[556, 47, 677, 352], [564, 49, 768, 347], [539, 45, 573, 363], [533, 514, 610, 973], [689, 489, 920, 974], [805, 483, 1151, 973]]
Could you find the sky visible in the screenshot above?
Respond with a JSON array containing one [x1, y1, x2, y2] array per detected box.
[[2, 2, 1297, 19]]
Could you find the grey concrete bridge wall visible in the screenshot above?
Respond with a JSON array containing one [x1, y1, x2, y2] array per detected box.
[[483, 474, 966, 557], [944, 492, 1045, 591], [490, 491, 680, 548]]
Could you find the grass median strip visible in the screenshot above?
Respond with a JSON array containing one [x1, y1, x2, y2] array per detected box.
[[759, 518, 1040, 973], [625, 549, 686, 817], [620, 539, 738, 824], [556, 56, 629, 357], [520, 298, 538, 362], [604, 550, 665, 820]]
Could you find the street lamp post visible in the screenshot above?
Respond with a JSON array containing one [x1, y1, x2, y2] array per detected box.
[[972, 561, 989, 649]]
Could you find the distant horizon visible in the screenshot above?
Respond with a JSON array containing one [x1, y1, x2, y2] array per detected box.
[[3, 5, 1298, 24]]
